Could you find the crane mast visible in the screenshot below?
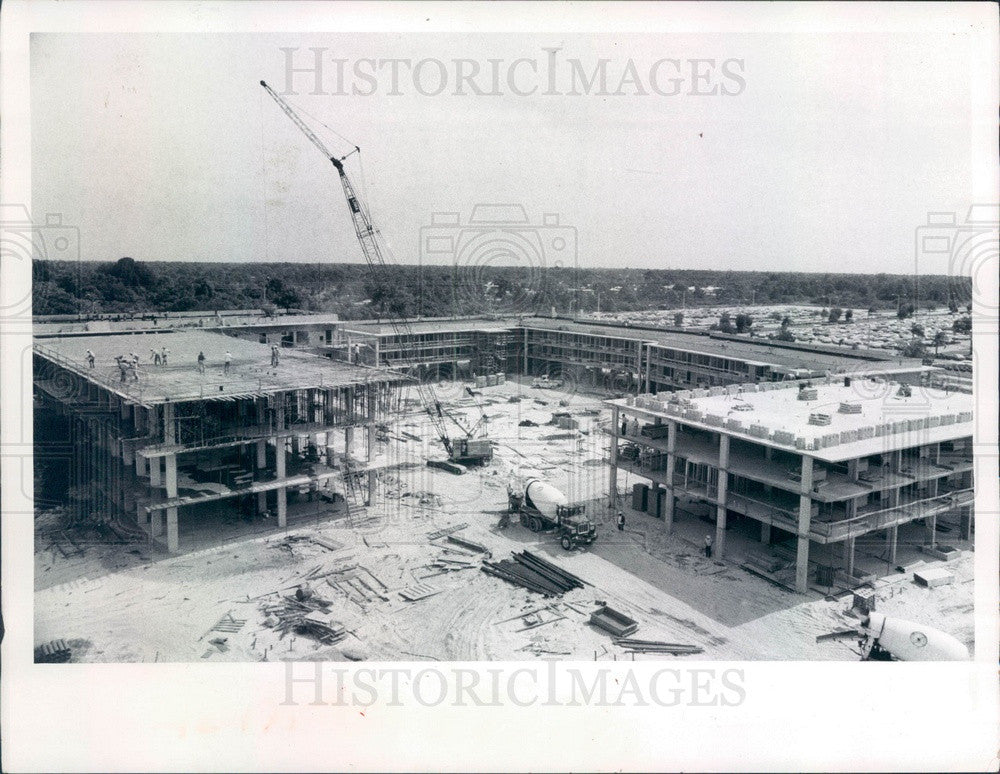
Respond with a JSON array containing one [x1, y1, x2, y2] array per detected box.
[[260, 80, 490, 463]]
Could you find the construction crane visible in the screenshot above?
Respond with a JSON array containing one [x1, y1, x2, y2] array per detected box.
[[260, 80, 492, 470]]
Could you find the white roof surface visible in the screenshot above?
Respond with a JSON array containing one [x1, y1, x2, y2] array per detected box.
[[613, 379, 973, 462]]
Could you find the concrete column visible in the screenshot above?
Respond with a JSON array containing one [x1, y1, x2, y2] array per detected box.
[[276, 441, 287, 528], [324, 430, 336, 466], [664, 420, 676, 533], [164, 454, 178, 499], [959, 505, 973, 541], [136, 503, 145, 525], [925, 514, 937, 549], [886, 525, 898, 564], [715, 435, 730, 558], [522, 328, 529, 375], [256, 440, 268, 511], [151, 509, 163, 537], [609, 406, 620, 506], [166, 508, 179, 553], [796, 455, 814, 593], [847, 458, 859, 482], [149, 456, 162, 487], [367, 384, 377, 505], [163, 404, 175, 444], [345, 426, 354, 461], [761, 522, 771, 544], [844, 536, 856, 578], [135, 451, 146, 477]]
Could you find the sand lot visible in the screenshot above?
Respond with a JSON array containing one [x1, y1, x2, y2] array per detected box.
[[34, 377, 974, 663]]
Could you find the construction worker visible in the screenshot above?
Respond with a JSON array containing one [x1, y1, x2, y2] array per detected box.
[[151, 348, 161, 366], [197, 351, 206, 373], [704, 534, 713, 559], [271, 345, 279, 367], [160, 346, 169, 366], [85, 350, 95, 369], [223, 350, 232, 374], [115, 356, 127, 382], [617, 511, 626, 531]]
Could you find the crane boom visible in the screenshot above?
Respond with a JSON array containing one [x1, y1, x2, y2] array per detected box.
[[259, 81, 343, 164], [261, 79, 479, 461]]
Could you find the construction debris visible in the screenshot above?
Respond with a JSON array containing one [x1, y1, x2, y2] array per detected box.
[[259, 589, 347, 645], [445, 534, 489, 554], [614, 638, 703, 655], [426, 523, 469, 540], [399, 583, 442, 602], [210, 612, 247, 634]]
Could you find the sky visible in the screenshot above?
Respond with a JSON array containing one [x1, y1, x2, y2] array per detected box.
[[30, 29, 988, 273]]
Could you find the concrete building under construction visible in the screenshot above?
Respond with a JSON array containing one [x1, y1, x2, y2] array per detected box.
[[33, 330, 407, 553], [608, 374, 974, 592]]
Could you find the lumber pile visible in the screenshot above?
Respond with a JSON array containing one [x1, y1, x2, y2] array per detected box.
[[446, 534, 489, 554], [325, 565, 389, 605], [259, 589, 347, 645], [426, 523, 469, 540], [418, 552, 480, 579], [481, 550, 586, 597], [614, 638, 703, 655]]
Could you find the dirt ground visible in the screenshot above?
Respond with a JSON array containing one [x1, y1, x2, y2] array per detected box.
[[34, 377, 975, 663]]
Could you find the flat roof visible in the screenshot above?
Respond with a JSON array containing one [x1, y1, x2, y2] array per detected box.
[[520, 317, 908, 372], [611, 379, 973, 463], [343, 319, 516, 336], [34, 330, 407, 407]]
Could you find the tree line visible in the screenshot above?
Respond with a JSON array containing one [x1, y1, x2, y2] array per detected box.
[[32, 257, 972, 319]]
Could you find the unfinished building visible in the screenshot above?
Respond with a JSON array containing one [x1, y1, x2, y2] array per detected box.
[[608, 374, 974, 592], [33, 330, 407, 553]]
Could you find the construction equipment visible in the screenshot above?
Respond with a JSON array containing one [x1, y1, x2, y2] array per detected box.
[[816, 612, 970, 661], [260, 80, 492, 470], [532, 375, 563, 389], [508, 478, 597, 550]]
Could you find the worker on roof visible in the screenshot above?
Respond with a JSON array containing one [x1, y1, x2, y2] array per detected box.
[[160, 346, 169, 366], [197, 351, 206, 374], [271, 344, 279, 367], [85, 350, 95, 369], [151, 348, 161, 366], [223, 350, 232, 374], [617, 512, 626, 531]]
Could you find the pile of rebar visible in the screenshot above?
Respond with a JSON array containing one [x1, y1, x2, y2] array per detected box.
[[481, 550, 586, 597], [614, 638, 703, 655]]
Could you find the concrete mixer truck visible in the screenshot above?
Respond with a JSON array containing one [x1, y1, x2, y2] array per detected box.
[[507, 478, 597, 551]]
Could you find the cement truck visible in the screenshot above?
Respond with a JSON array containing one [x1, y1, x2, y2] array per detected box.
[[507, 478, 597, 551]]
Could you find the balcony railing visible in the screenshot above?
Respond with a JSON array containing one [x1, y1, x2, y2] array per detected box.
[[811, 488, 974, 541]]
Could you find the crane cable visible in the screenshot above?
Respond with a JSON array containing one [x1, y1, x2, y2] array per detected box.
[[259, 88, 270, 263]]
